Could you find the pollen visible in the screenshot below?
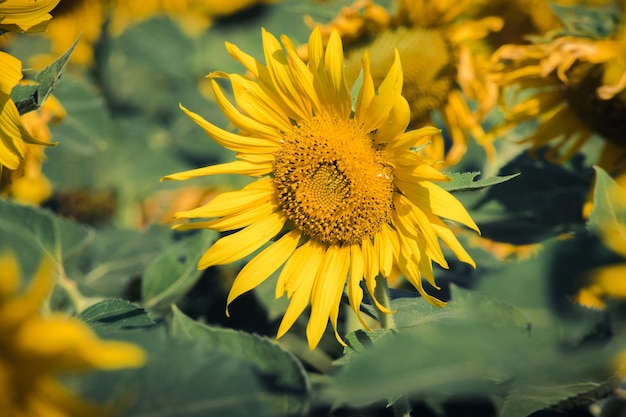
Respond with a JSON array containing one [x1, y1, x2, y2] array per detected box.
[[273, 115, 395, 246]]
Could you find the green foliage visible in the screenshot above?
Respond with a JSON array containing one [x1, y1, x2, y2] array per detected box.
[[142, 231, 216, 313], [549, 1, 622, 38]]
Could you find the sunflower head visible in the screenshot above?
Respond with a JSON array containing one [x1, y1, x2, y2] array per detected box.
[[164, 27, 479, 349]]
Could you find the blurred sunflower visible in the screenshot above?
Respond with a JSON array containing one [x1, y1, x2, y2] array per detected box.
[[163, 28, 479, 349], [489, 3, 626, 181], [40, 0, 275, 66], [0, 253, 146, 417], [303, 0, 502, 167], [1, 94, 65, 205]]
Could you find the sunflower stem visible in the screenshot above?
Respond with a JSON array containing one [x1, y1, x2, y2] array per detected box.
[[373, 275, 412, 417]]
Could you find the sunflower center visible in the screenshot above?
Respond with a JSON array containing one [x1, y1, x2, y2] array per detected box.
[[343, 27, 456, 126], [563, 62, 626, 146], [273, 116, 394, 246]]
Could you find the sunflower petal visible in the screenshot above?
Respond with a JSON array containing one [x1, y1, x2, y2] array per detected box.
[[197, 211, 286, 269], [226, 230, 300, 313]]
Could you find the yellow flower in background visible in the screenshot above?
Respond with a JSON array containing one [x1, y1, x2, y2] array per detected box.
[[0, 94, 65, 205], [0, 0, 60, 33], [303, 0, 501, 167], [0, 253, 146, 417], [40, 0, 276, 66], [163, 28, 479, 349], [489, 5, 626, 177]]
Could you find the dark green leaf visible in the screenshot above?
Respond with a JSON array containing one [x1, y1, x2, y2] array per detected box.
[[77, 299, 156, 331], [0, 198, 93, 263], [71, 326, 277, 417], [549, 3, 621, 38], [170, 306, 311, 417]]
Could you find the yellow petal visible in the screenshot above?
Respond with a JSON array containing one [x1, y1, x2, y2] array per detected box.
[[355, 52, 375, 123], [208, 76, 282, 140], [347, 243, 370, 330], [0, 51, 22, 95], [306, 244, 349, 349], [398, 180, 479, 233], [202, 198, 279, 231], [175, 179, 273, 219], [226, 73, 293, 132], [276, 240, 325, 339], [261, 28, 311, 120], [180, 104, 281, 154], [361, 49, 403, 133], [162, 158, 272, 181], [197, 211, 286, 269], [0, 0, 60, 33], [226, 229, 300, 312]]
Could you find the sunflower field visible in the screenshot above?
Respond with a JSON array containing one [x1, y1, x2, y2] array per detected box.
[[3, 1, 626, 416]]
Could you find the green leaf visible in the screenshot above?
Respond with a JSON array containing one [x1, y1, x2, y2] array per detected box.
[[77, 299, 157, 331], [71, 325, 279, 417], [170, 306, 311, 417], [588, 166, 626, 237], [66, 226, 175, 298], [549, 2, 621, 38], [322, 238, 619, 413], [459, 152, 591, 244], [142, 230, 216, 313], [11, 36, 79, 115], [0, 198, 93, 264], [440, 171, 520, 192]]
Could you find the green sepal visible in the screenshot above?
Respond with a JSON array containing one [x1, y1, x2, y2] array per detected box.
[[11, 36, 80, 116]]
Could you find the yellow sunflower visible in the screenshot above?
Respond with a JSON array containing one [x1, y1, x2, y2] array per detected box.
[[163, 28, 479, 349], [303, 0, 502, 167], [0, 253, 146, 417], [489, 5, 626, 178]]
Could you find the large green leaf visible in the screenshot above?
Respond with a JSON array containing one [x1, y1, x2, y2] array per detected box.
[[142, 230, 216, 313], [78, 299, 157, 331], [323, 238, 619, 415], [71, 328, 276, 417], [0, 198, 93, 264], [170, 306, 311, 417], [66, 225, 175, 298]]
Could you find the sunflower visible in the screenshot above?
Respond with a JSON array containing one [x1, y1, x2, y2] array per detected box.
[[489, 4, 626, 179], [0, 252, 145, 417], [163, 28, 479, 349], [302, 0, 502, 167]]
